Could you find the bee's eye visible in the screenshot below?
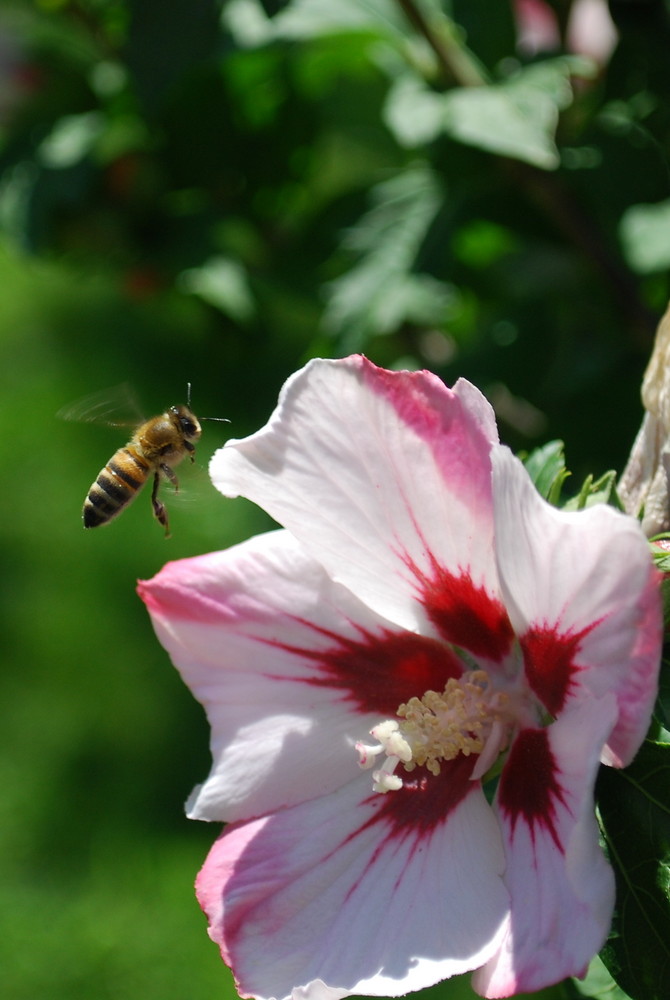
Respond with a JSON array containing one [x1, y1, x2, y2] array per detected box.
[[180, 416, 197, 436]]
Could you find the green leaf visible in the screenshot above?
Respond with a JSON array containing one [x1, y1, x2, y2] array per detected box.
[[597, 740, 670, 1000], [442, 85, 561, 168], [573, 955, 634, 999], [563, 470, 619, 511], [272, 0, 403, 40], [386, 57, 592, 168], [322, 166, 454, 347], [523, 440, 569, 503], [384, 74, 447, 148], [443, 57, 587, 168], [619, 199, 670, 275], [652, 662, 670, 742], [223, 0, 278, 46], [225, 0, 406, 50], [661, 583, 670, 636], [37, 112, 106, 169], [653, 554, 670, 575], [649, 543, 670, 633], [179, 256, 255, 323]]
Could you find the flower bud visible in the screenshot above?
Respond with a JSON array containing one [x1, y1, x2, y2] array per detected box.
[[619, 302, 670, 535]]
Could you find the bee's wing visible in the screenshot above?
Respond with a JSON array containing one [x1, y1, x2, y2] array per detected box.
[[159, 460, 224, 521], [57, 383, 144, 427]]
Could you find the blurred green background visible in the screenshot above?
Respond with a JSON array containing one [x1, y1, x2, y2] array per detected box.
[[2, 1, 670, 998]]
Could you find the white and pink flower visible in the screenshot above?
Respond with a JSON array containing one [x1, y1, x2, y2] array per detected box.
[[138, 356, 662, 1000]]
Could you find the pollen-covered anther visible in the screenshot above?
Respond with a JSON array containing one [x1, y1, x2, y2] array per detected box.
[[359, 670, 510, 792], [357, 720, 407, 761]]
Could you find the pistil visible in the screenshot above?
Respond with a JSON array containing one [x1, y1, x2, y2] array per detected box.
[[356, 670, 511, 792]]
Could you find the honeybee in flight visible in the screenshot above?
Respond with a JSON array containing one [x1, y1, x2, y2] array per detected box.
[[60, 384, 228, 536]]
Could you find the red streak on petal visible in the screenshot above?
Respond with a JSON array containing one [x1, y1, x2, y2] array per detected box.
[[497, 728, 567, 851], [521, 622, 595, 716], [338, 762, 477, 905], [345, 756, 477, 871], [374, 754, 477, 835], [269, 623, 463, 716], [410, 555, 514, 661]]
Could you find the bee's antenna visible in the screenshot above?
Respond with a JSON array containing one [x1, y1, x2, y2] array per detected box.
[[186, 382, 192, 408]]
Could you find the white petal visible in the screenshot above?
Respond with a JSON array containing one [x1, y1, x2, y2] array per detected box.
[[139, 529, 458, 823], [210, 356, 502, 635], [492, 447, 661, 762], [474, 696, 617, 997], [196, 775, 509, 1000]]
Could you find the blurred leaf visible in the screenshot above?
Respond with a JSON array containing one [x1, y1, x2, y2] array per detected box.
[[259, 0, 292, 15], [443, 59, 589, 168], [443, 86, 560, 167], [452, 219, 517, 269], [597, 740, 670, 1000], [322, 165, 453, 347], [573, 955, 634, 999], [0, 162, 39, 247], [37, 112, 105, 168], [272, 0, 403, 40], [223, 0, 277, 46], [225, 0, 404, 46], [88, 59, 129, 100], [620, 200, 670, 274], [523, 440, 569, 503], [386, 57, 592, 167], [179, 255, 255, 323], [384, 73, 447, 148]]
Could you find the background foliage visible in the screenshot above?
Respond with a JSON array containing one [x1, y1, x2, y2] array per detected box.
[[2, 1, 670, 998]]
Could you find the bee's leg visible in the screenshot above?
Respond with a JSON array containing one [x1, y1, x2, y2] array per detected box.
[[151, 470, 170, 537], [160, 463, 180, 492]]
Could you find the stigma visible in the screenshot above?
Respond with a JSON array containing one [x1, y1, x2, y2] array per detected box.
[[356, 670, 511, 793]]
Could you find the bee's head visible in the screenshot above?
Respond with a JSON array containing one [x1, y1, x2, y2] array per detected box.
[[170, 404, 202, 442]]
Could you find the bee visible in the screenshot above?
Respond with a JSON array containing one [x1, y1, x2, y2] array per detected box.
[[60, 384, 228, 536]]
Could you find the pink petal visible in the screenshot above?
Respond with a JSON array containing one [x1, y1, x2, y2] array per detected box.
[[474, 696, 618, 997], [491, 447, 662, 764], [138, 529, 466, 822], [567, 0, 618, 65], [514, 0, 560, 54], [197, 773, 509, 1000], [209, 357, 507, 647]]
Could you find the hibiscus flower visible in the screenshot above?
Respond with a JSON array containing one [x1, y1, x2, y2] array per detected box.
[[138, 356, 661, 1000]]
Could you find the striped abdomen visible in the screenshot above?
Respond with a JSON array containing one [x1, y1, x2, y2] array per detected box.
[[83, 446, 151, 528]]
